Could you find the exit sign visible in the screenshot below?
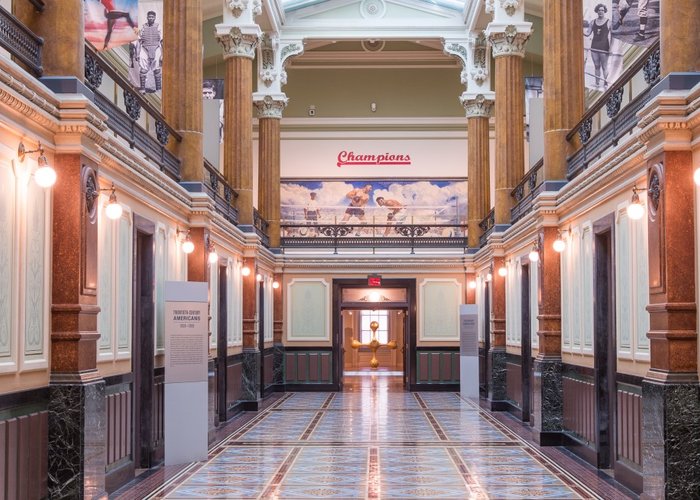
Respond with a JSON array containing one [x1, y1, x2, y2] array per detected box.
[[368, 275, 382, 287]]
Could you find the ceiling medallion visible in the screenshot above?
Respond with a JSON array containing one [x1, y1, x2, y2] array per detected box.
[[360, 0, 386, 19]]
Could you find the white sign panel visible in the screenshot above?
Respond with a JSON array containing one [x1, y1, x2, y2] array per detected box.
[[279, 138, 467, 179], [164, 281, 209, 465], [459, 304, 479, 400]]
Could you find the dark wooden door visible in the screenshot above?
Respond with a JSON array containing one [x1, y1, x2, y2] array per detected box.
[[594, 215, 616, 469], [217, 264, 227, 422], [132, 216, 156, 468], [521, 263, 532, 422]]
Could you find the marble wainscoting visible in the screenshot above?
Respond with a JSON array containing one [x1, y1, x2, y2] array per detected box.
[[48, 379, 106, 499], [642, 379, 700, 499], [532, 357, 563, 445], [273, 343, 285, 387], [241, 349, 261, 409], [488, 347, 507, 408]]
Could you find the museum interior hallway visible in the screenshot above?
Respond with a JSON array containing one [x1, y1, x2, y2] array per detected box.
[[112, 375, 635, 499]]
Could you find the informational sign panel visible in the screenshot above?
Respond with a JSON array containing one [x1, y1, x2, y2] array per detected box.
[[459, 304, 479, 400], [164, 281, 209, 466]]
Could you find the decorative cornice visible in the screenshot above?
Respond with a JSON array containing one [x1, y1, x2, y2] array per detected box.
[[485, 0, 495, 14], [443, 40, 469, 86], [253, 94, 287, 119], [469, 32, 489, 85], [461, 93, 495, 118], [279, 41, 304, 85], [487, 24, 530, 58], [216, 25, 261, 59], [499, 0, 520, 16], [226, 0, 262, 18]]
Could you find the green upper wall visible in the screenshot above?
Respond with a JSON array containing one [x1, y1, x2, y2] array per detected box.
[[283, 67, 464, 118]]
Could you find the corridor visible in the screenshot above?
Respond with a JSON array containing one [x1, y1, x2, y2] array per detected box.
[[124, 376, 633, 499]]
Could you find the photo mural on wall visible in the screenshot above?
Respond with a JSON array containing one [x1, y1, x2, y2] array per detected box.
[[280, 178, 467, 237], [84, 0, 139, 51]]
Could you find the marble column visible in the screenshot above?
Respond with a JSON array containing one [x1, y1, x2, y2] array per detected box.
[[241, 258, 260, 407], [488, 256, 507, 407], [216, 21, 261, 227], [273, 273, 284, 387], [640, 153, 700, 499], [255, 98, 285, 248], [464, 97, 493, 248], [48, 158, 105, 498], [660, 0, 700, 76], [163, 0, 204, 181], [487, 20, 531, 226], [186, 228, 209, 282], [465, 272, 476, 305], [542, 0, 584, 181], [14, 0, 83, 78], [532, 227, 563, 444]]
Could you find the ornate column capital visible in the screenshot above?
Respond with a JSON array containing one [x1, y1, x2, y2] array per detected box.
[[442, 38, 470, 87], [257, 34, 304, 93], [215, 25, 261, 59], [485, 23, 531, 58], [461, 92, 495, 118], [226, 0, 262, 18], [253, 93, 288, 119]]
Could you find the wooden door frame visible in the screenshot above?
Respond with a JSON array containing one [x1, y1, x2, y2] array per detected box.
[[593, 213, 616, 469], [131, 214, 155, 469], [332, 279, 416, 391]]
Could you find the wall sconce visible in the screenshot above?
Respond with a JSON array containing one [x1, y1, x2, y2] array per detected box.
[[528, 240, 540, 263], [18, 142, 56, 188], [369, 291, 381, 302], [694, 167, 700, 186], [485, 264, 493, 282], [627, 185, 646, 220], [178, 229, 195, 254], [241, 265, 251, 277], [86, 182, 122, 220], [256, 273, 263, 282], [468, 280, 477, 289], [206, 236, 218, 264], [553, 229, 567, 253], [497, 263, 507, 277], [272, 280, 280, 289]]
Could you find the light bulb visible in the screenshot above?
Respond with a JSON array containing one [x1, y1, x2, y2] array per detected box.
[[256, 273, 263, 282], [627, 200, 645, 220], [34, 165, 56, 188], [498, 266, 507, 277], [208, 250, 218, 264], [272, 281, 280, 289], [694, 168, 700, 186], [105, 200, 123, 220], [182, 239, 195, 254], [553, 238, 566, 253], [241, 266, 251, 276], [468, 280, 477, 289], [529, 249, 540, 262], [369, 291, 380, 302]]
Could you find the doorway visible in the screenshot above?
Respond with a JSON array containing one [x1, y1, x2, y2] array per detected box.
[[132, 215, 158, 469], [521, 263, 532, 423], [332, 279, 416, 391], [593, 215, 616, 469]]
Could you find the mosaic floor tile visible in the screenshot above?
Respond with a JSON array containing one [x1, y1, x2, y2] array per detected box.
[[152, 382, 612, 500]]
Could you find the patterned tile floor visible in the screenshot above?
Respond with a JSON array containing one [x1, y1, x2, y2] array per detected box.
[[134, 376, 625, 499]]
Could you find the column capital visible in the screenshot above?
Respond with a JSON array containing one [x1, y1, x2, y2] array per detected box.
[[226, 0, 262, 18], [253, 93, 288, 119], [215, 24, 261, 59], [461, 92, 495, 118], [486, 23, 531, 58]]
